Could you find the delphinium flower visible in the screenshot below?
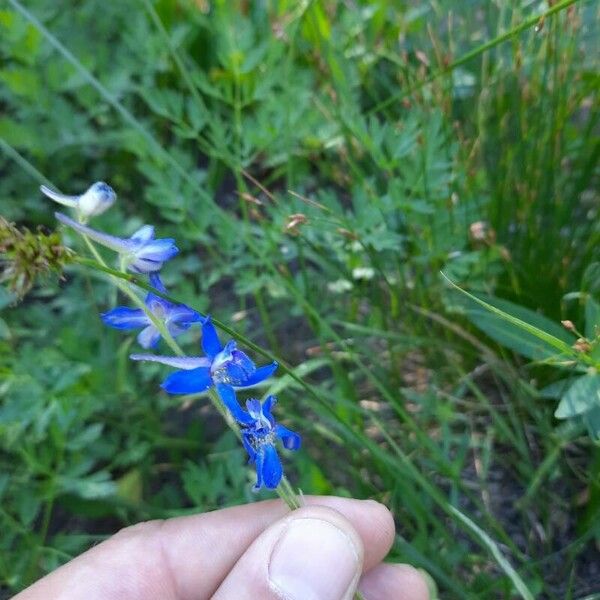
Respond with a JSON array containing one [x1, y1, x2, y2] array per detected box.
[[55, 212, 178, 274], [50, 180, 301, 499], [130, 316, 277, 419], [41, 182, 116, 220], [101, 273, 201, 348], [236, 395, 301, 490]]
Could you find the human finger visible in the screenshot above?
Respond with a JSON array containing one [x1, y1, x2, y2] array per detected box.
[[14, 496, 394, 600]]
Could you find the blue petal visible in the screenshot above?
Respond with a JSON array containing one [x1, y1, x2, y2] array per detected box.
[[149, 272, 167, 293], [201, 316, 222, 359], [130, 354, 210, 369], [145, 294, 171, 314], [101, 307, 149, 330], [225, 349, 256, 385], [162, 366, 212, 394], [129, 258, 163, 274], [55, 212, 132, 253], [275, 425, 301, 451], [130, 225, 155, 242], [166, 322, 187, 338], [253, 449, 264, 491], [216, 383, 252, 424], [260, 444, 283, 489], [167, 305, 202, 327], [241, 432, 257, 462], [262, 395, 277, 424], [246, 398, 263, 420], [137, 325, 161, 349], [236, 362, 278, 388], [137, 238, 179, 261]]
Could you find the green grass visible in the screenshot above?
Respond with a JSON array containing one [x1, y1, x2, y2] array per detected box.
[[0, 0, 599, 597]]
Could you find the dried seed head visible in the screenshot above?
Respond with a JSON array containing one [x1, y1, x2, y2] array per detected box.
[[0, 217, 73, 301], [337, 228, 359, 241], [573, 338, 592, 353], [469, 221, 497, 246], [284, 213, 308, 236], [239, 192, 263, 206]]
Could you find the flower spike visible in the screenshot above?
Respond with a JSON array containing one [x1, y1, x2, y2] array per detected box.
[[55, 212, 179, 273]]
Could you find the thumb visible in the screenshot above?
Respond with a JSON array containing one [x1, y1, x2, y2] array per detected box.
[[213, 505, 364, 600]]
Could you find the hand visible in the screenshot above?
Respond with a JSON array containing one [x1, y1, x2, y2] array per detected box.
[[14, 496, 430, 600]]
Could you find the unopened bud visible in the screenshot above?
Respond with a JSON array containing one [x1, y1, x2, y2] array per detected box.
[[284, 213, 308, 236], [78, 182, 116, 217], [41, 181, 116, 220], [561, 320, 575, 331]]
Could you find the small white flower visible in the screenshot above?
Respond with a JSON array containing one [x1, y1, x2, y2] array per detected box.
[[352, 267, 375, 281], [41, 181, 116, 220], [327, 279, 353, 293]]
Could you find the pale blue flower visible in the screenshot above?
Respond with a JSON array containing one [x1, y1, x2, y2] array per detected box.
[[101, 274, 201, 348], [55, 212, 179, 273]]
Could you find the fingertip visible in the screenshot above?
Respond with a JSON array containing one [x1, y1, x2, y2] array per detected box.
[[214, 504, 365, 600], [362, 499, 396, 546], [302, 497, 395, 570], [359, 563, 431, 600]]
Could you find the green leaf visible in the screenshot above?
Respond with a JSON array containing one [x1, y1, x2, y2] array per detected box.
[[449, 506, 535, 600], [58, 471, 117, 500], [585, 296, 599, 341], [443, 275, 574, 361], [116, 469, 143, 504], [538, 377, 578, 399], [583, 405, 600, 441], [554, 374, 600, 419]]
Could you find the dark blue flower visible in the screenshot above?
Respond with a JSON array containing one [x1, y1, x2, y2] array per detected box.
[[101, 274, 201, 348], [41, 181, 116, 219], [130, 316, 277, 416], [236, 395, 301, 490], [55, 212, 178, 273]]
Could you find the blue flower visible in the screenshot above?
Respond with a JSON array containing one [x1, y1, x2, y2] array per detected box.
[[236, 395, 301, 490], [101, 274, 201, 348], [41, 182, 116, 219], [130, 316, 277, 417], [55, 212, 178, 273]]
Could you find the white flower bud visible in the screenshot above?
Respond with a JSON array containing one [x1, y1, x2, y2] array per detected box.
[[77, 182, 116, 217], [40, 181, 116, 219]]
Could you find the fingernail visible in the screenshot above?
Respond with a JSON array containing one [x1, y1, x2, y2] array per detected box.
[[268, 517, 361, 600]]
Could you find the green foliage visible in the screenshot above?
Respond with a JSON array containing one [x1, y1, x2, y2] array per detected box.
[[451, 273, 600, 442], [1, 0, 598, 597]]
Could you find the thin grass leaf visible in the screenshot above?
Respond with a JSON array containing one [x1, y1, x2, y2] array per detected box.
[[448, 506, 535, 600], [441, 272, 579, 361]]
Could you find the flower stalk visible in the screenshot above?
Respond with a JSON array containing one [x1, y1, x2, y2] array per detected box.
[[67, 225, 302, 510]]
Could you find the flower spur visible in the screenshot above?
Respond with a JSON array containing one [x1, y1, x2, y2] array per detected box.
[[41, 181, 116, 220], [130, 316, 277, 417], [236, 395, 301, 490], [101, 273, 201, 348], [55, 212, 178, 274]]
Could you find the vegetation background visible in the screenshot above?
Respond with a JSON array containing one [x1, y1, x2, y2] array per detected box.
[[0, 0, 599, 597]]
